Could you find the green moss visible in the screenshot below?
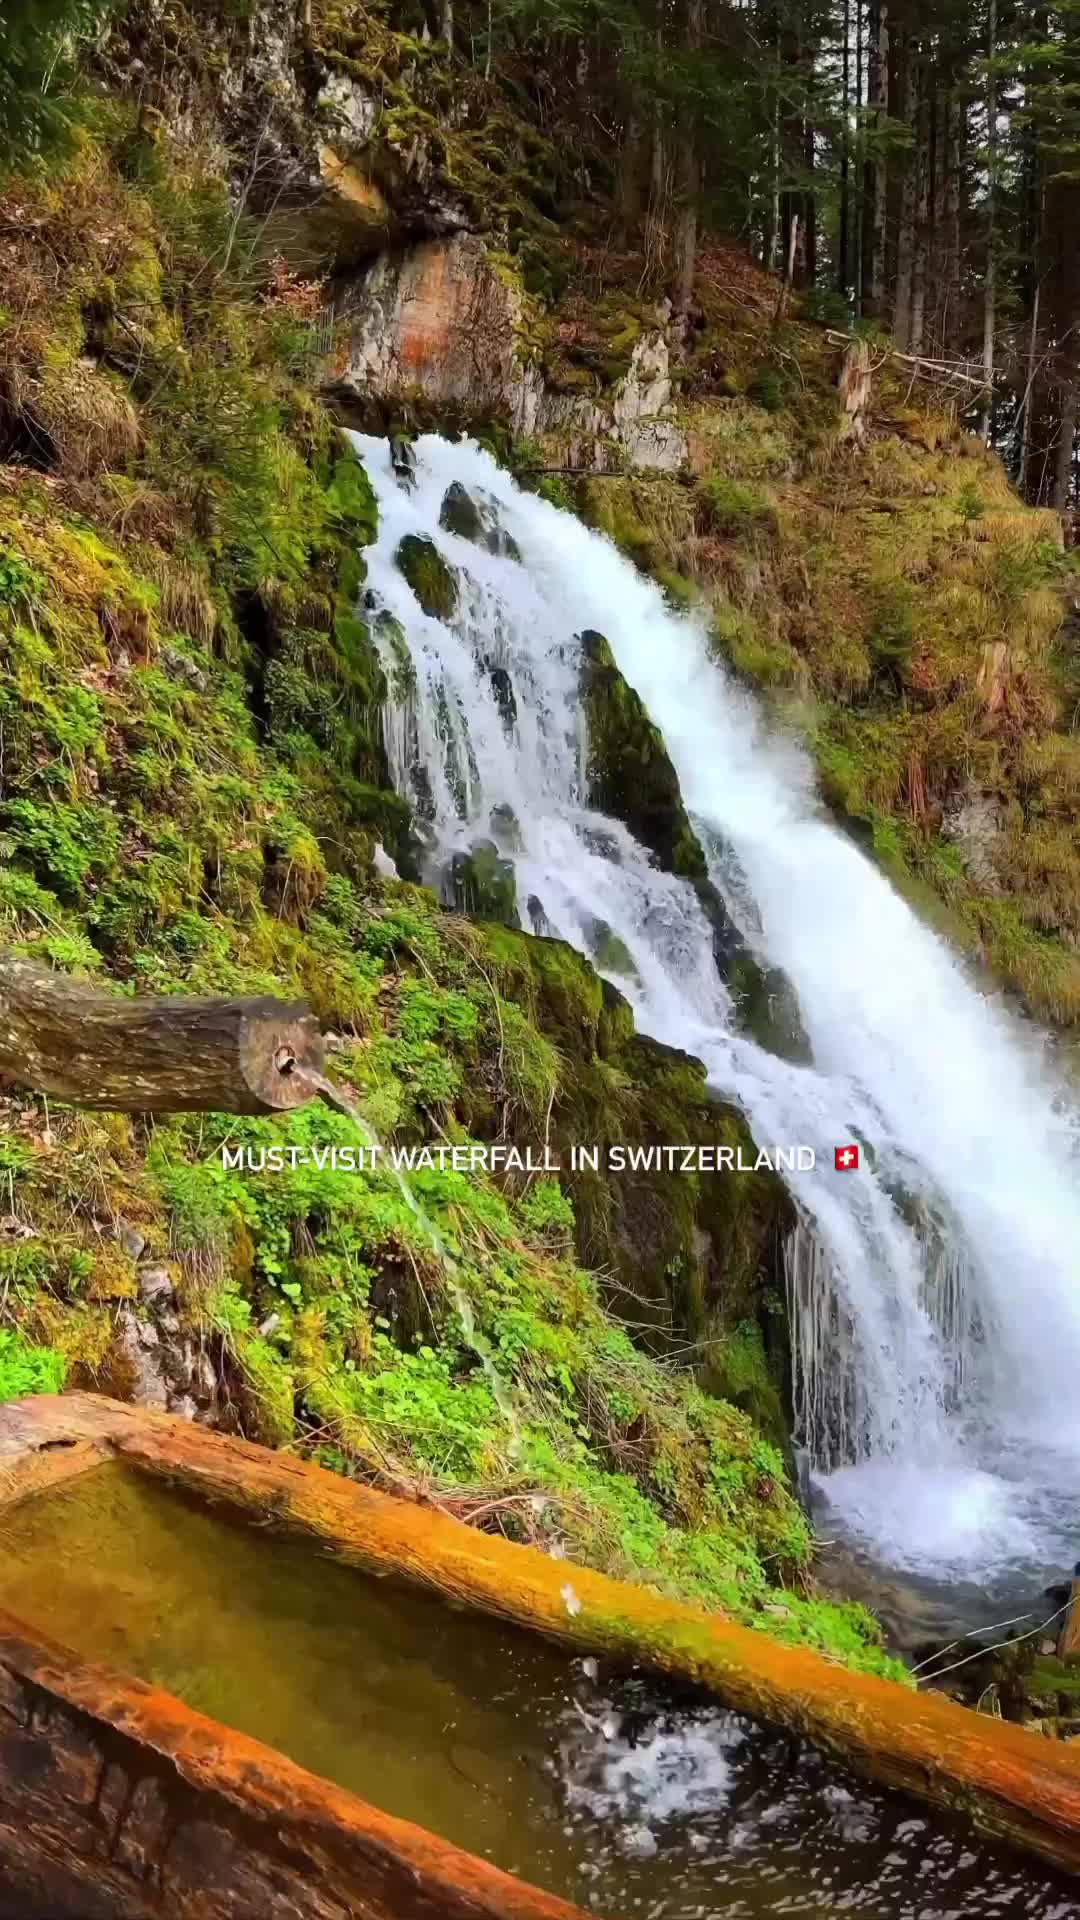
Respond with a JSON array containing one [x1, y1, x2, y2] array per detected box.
[[449, 840, 520, 926], [0, 1328, 67, 1401], [395, 533, 460, 621], [579, 628, 706, 882]]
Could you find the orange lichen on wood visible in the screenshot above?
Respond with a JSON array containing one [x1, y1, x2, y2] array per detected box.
[[0, 1606, 592, 1920], [5, 1394, 1080, 1882]]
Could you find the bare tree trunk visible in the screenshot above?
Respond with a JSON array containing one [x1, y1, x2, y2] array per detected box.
[[674, 0, 704, 312], [942, 88, 963, 356], [861, 1, 889, 320], [854, 0, 864, 312], [441, 0, 453, 52], [980, 0, 996, 440], [839, 0, 851, 298], [893, 32, 917, 349], [0, 958, 325, 1114], [910, 76, 930, 354], [1019, 278, 1041, 490], [1052, 385, 1078, 512]]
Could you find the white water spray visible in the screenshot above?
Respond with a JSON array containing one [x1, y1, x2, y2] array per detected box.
[[352, 431, 1080, 1595]]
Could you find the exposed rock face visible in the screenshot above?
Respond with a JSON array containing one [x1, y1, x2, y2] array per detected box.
[[330, 234, 687, 471], [100, 2, 455, 267], [942, 787, 1005, 891]]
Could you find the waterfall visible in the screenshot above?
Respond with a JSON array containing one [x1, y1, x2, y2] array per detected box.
[[351, 431, 1080, 1593]]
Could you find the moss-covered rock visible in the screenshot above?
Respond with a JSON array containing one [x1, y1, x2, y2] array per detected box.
[[447, 839, 520, 925], [585, 915, 638, 980], [395, 534, 459, 620], [579, 628, 706, 881]]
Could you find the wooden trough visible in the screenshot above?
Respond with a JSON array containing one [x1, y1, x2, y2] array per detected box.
[[1, 1394, 1080, 1917]]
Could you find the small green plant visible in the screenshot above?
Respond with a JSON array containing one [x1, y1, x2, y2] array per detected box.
[[0, 1329, 66, 1401], [0, 546, 44, 610]]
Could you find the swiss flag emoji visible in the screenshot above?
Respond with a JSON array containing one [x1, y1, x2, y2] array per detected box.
[[834, 1144, 860, 1171]]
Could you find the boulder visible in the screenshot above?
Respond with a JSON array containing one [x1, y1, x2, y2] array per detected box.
[[440, 482, 522, 561], [395, 535, 459, 621]]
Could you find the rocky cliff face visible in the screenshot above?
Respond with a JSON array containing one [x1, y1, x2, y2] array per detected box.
[[102, 3, 688, 472], [330, 233, 686, 468]]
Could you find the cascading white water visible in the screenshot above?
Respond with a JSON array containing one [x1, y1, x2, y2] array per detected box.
[[351, 430, 1080, 1599]]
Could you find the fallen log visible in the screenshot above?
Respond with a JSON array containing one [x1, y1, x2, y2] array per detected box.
[[5, 1393, 1080, 1882], [0, 954, 325, 1113]]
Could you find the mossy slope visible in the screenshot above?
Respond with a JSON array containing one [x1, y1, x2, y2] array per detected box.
[[0, 115, 896, 1675]]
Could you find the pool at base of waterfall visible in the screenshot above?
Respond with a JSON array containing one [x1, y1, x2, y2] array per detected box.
[[808, 1413, 1080, 1648], [0, 1465, 1077, 1919]]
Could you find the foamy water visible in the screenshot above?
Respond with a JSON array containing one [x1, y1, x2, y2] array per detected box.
[[352, 431, 1080, 1598]]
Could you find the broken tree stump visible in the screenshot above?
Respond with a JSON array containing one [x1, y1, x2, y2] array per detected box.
[[0, 954, 325, 1114], [1057, 1564, 1080, 1661]]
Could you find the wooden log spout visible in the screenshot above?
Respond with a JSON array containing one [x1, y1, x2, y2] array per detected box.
[[0, 955, 326, 1114]]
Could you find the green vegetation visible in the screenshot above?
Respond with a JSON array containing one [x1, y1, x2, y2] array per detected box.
[[579, 628, 706, 881], [395, 534, 460, 621], [0, 95, 906, 1678], [0, 0, 112, 165], [0, 1328, 66, 1401]]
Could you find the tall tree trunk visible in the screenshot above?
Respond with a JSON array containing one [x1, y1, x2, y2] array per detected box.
[[861, 0, 889, 320], [1051, 183, 1080, 512], [839, 0, 851, 298], [855, 0, 864, 312], [980, 0, 996, 440], [910, 73, 930, 354], [673, 0, 703, 313], [1052, 385, 1078, 513], [942, 87, 963, 356], [893, 31, 917, 349]]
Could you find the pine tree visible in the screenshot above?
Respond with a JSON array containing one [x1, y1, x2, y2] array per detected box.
[[0, 0, 111, 167]]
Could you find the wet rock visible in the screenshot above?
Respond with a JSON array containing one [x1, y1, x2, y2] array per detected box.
[[440, 482, 521, 561], [447, 840, 520, 927], [579, 629, 707, 883], [118, 1222, 146, 1261], [586, 917, 639, 981], [440, 481, 485, 543], [486, 661, 517, 731], [489, 802, 523, 850], [389, 434, 416, 489], [724, 943, 811, 1066], [138, 1264, 175, 1305], [395, 534, 459, 621], [527, 893, 552, 936]]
